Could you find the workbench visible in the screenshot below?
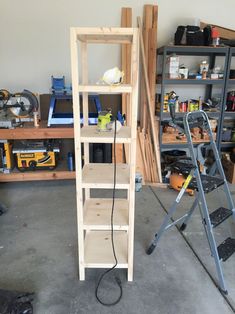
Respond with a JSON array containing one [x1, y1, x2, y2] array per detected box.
[[0, 121, 75, 182]]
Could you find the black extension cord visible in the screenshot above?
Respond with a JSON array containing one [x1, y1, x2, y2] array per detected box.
[[95, 119, 123, 306]]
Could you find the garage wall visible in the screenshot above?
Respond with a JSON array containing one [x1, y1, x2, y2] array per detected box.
[[1, 0, 235, 93]]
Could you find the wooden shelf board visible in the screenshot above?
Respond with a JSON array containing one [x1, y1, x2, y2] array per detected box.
[[80, 126, 131, 143], [162, 133, 216, 145], [84, 230, 128, 268], [75, 27, 134, 43], [0, 121, 74, 140], [83, 198, 129, 230], [82, 163, 130, 189], [78, 84, 132, 94], [0, 170, 75, 182]]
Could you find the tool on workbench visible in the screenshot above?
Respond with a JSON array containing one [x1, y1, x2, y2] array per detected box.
[[147, 110, 235, 294], [48, 76, 102, 126], [0, 89, 39, 128], [13, 140, 60, 171]]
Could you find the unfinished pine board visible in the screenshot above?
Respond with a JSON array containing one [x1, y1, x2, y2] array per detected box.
[[121, 8, 132, 164], [0, 170, 75, 182], [75, 27, 134, 44], [81, 42, 90, 200], [84, 230, 128, 268], [71, 27, 85, 280], [112, 144, 124, 163], [200, 22, 235, 40], [0, 121, 74, 140], [82, 163, 130, 189], [83, 198, 129, 230], [138, 17, 162, 183], [78, 84, 132, 94], [121, 8, 132, 123], [127, 28, 139, 281], [80, 126, 131, 143]]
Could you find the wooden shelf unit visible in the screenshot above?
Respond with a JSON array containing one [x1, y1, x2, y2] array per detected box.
[[0, 121, 74, 182], [70, 27, 139, 280]]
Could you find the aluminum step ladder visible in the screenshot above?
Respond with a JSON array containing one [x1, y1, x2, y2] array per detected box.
[[147, 110, 235, 294]]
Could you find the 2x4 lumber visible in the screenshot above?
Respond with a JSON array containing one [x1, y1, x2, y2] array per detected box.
[[75, 27, 134, 36], [0, 171, 75, 182], [78, 84, 132, 94], [0, 122, 74, 140], [137, 17, 162, 183], [78, 37, 133, 44], [81, 42, 90, 199], [121, 7, 132, 163], [148, 5, 158, 116], [200, 22, 235, 40], [70, 27, 85, 280], [121, 8, 132, 122], [112, 144, 124, 163], [76, 27, 134, 44], [80, 126, 131, 143], [137, 129, 148, 181], [142, 5, 153, 130], [136, 130, 146, 184], [127, 28, 139, 281]]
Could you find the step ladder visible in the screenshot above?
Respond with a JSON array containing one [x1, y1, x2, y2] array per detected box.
[[147, 110, 235, 294]]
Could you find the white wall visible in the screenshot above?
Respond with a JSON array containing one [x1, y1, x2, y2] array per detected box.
[[1, 0, 235, 93]]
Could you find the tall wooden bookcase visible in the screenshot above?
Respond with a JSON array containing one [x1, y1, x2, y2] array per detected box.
[[70, 27, 139, 281]]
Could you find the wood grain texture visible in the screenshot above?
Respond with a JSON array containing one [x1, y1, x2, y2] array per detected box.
[[84, 230, 128, 268], [200, 22, 235, 40], [0, 122, 74, 140], [83, 198, 129, 230], [138, 17, 162, 183], [0, 170, 75, 182]]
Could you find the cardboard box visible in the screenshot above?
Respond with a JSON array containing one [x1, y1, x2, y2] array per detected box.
[[167, 55, 179, 79], [222, 156, 235, 184]]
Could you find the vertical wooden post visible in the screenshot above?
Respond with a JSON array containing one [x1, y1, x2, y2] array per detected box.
[[128, 28, 139, 281], [70, 28, 85, 280], [121, 7, 132, 163], [81, 42, 90, 199]]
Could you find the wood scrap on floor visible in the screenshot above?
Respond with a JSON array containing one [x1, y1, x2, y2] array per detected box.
[[120, 5, 163, 185]]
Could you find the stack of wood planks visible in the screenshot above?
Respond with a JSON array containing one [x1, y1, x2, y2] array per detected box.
[[121, 5, 162, 184], [138, 5, 162, 183]]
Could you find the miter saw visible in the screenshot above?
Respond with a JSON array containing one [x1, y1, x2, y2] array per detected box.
[[0, 89, 39, 128]]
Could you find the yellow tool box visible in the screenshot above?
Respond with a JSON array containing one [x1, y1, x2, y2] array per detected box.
[[13, 141, 59, 171]]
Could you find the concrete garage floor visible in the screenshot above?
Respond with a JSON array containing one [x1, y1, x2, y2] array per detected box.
[[0, 181, 234, 314]]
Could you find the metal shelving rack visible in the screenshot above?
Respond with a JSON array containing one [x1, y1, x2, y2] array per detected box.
[[70, 27, 139, 281], [157, 45, 230, 151], [220, 47, 235, 150]]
